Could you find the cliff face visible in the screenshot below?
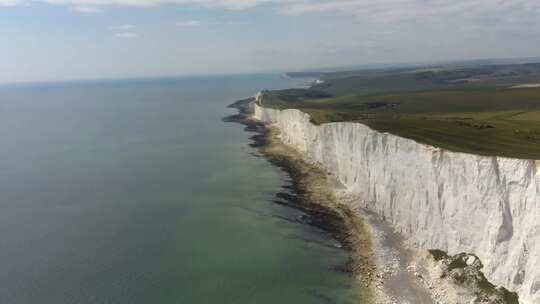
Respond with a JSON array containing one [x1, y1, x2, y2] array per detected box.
[[254, 101, 540, 304]]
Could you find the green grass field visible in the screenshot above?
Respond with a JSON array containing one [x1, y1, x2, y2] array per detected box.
[[262, 63, 540, 159]]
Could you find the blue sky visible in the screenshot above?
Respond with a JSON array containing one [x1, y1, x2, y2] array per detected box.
[[0, 0, 539, 83]]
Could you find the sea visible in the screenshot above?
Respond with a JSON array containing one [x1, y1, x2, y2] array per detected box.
[[0, 74, 364, 304]]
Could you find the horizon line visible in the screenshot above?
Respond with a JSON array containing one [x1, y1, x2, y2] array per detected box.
[[2, 54, 539, 88]]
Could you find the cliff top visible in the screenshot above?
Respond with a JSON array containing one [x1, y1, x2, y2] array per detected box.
[[261, 62, 540, 160]]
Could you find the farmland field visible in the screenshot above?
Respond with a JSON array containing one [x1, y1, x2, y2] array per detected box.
[[262, 63, 540, 159]]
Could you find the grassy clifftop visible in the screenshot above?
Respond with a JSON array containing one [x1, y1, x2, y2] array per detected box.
[[261, 63, 540, 159]]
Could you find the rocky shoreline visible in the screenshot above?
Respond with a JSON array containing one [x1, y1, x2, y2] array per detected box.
[[225, 97, 520, 304], [225, 98, 378, 302]]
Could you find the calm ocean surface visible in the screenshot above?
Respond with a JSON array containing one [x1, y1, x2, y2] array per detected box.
[[0, 75, 363, 304]]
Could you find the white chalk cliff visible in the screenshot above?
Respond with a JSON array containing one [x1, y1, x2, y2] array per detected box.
[[253, 94, 540, 304]]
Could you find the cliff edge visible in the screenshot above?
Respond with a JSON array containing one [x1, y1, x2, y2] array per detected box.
[[253, 94, 540, 304]]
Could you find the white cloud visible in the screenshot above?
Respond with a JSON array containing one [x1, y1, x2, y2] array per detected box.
[[1, 0, 539, 31], [1, 0, 290, 10], [0, 0, 25, 6], [109, 24, 136, 30], [72, 5, 100, 12], [115, 32, 138, 38], [175, 20, 202, 27], [278, 0, 537, 22]]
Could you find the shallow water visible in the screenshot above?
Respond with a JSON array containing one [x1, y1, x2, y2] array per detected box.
[[0, 75, 364, 304]]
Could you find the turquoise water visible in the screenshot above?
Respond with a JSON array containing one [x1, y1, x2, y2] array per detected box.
[[0, 75, 363, 303]]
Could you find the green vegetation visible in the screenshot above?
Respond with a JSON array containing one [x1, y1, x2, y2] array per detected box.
[[427, 251, 519, 304], [262, 62, 540, 159]]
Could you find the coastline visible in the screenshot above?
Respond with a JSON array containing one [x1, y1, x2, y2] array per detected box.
[[226, 96, 522, 304], [226, 98, 449, 304], [224, 98, 395, 304], [225, 98, 378, 303]]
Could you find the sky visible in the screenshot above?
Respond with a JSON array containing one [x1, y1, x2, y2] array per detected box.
[[0, 0, 539, 83]]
